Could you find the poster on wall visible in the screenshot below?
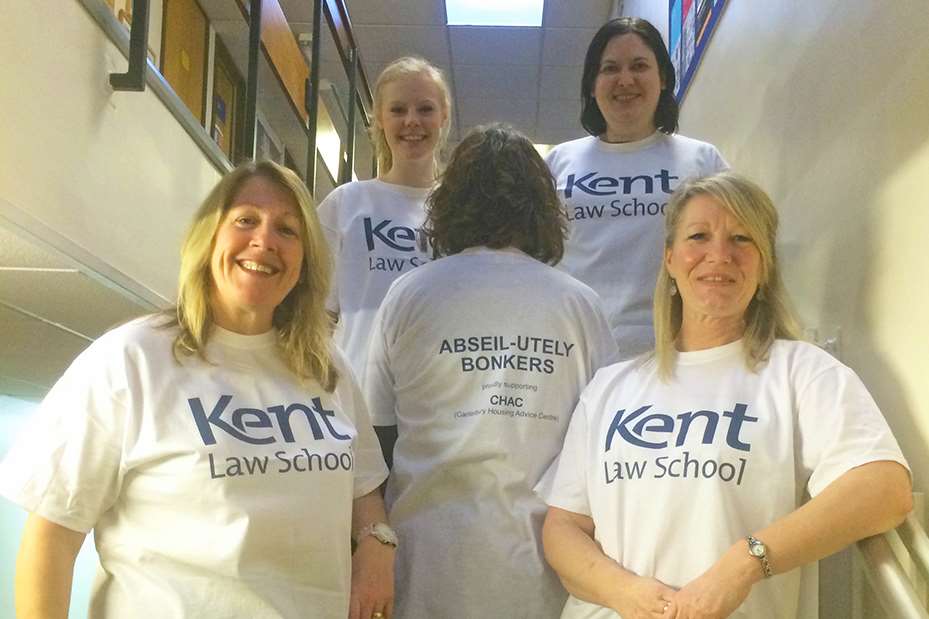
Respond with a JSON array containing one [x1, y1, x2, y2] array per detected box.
[[669, 0, 728, 101]]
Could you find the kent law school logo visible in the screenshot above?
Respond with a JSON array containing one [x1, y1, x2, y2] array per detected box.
[[363, 217, 428, 272]]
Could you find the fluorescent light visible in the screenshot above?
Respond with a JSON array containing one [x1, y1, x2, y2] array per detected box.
[[446, 0, 544, 27]]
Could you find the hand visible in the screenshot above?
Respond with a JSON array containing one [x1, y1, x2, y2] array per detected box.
[[611, 574, 678, 619], [667, 549, 755, 619], [348, 536, 395, 619]]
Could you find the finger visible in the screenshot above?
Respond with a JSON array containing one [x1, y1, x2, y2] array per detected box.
[[348, 595, 360, 619]]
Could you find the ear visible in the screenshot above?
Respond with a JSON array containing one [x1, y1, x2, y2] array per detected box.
[[664, 245, 674, 272]]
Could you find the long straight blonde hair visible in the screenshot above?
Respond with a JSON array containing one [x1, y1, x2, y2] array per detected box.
[[653, 172, 802, 380], [370, 56, 452, 175], [171, 160, 338, 390]]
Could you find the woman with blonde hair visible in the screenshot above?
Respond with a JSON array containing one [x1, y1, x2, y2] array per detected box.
[[538, 172, 911, 618], [1, 160, 396, 619], [317, 56, 452, 398]]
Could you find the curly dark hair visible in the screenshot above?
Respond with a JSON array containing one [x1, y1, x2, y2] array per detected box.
[[580, 17, 679, 137], [424, 124, 566, 265]]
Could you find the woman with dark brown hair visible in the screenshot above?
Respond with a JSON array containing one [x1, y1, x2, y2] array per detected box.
[[365, 125, 617, 618]]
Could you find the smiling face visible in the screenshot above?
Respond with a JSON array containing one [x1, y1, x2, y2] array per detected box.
[[376, 71, 448, 165], [593, 33, 664, 143], [209, 175, 305, 334], [665, 193, 761, 341]]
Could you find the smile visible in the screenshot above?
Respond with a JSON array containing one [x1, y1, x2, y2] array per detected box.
[[238, 260, 279, 275], [697, 274, 736, 283]]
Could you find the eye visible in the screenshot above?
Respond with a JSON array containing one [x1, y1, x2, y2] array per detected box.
[[278, 225, 299, 238], [733, 234, 753, 243], [418, 104, 435, 114], [687, 232, 707, 241], [390, 105, 406, 115], [599, 63, 618, 74], [631, 61, 649, 72], [234, 215, 257, 227]]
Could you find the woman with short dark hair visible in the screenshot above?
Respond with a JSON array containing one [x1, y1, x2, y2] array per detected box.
[[366, 125, 617, 618], [548, 17, 728, 360]]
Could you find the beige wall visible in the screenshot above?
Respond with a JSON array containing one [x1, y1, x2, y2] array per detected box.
[[1, 0, 222, 299], [676, 1, 929, 497]]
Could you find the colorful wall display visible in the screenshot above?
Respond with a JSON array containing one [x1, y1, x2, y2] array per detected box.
[[668, 0, 728, 101]]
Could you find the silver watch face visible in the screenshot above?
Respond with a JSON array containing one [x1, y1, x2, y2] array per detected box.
[[749, 542, 766, 557]]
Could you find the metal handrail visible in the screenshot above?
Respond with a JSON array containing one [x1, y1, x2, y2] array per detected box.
[[856, 532, 929, 619], [109, 0, 150, 91], [898, 512, 929, 584]]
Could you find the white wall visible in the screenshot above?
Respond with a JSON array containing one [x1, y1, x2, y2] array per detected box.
[[1, 0, 223, 299]]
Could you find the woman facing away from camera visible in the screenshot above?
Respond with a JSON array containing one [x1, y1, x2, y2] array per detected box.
[[537, 172, 911, 619], [1, 161, 395, 619], [317, 56, 451, 392], [547, 17, 728, 359], [365, 125, 618, 618]]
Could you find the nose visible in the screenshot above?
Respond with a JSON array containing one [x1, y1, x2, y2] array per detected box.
[[616, 67, 634, 87], [249, 222, 278, 252], [706, 238, 734, 263], [404, 109, 420, 125]]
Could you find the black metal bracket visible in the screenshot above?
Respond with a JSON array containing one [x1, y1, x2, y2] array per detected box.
[[305, 0, 323, 194], [109, 0, 151, 91]]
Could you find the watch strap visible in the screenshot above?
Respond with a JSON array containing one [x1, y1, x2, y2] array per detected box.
[[747, 535, 772, 578]]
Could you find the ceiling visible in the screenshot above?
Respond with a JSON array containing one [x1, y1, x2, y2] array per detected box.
[[0, 224, 156, 400], [282, 0, 620, 146]]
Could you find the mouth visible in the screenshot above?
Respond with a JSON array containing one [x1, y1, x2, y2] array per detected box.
[[696, 273, 737, 284], [612, 93, 640, 103], [399, 134, 427, 143], [237, 259, 279, 276]]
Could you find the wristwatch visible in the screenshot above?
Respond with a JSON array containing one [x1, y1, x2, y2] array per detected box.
[[746, 535, 772, 578], [356, 522, 399, 548]]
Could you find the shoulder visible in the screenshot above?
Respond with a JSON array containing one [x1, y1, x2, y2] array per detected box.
[[765, 338, 854, 390], [546, 136, 598, 166], [89, 314, 174, 357], [317, 179, 381, 211], [663, 133, 728, 170]]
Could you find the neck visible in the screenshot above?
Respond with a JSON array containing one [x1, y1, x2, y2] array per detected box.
[[603, 123, 656, 144], [676, 314, 745, 352], [379, 157, 436, 188], [211, 299, 273, 335]]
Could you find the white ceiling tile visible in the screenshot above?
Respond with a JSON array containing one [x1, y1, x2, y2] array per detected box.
[[538, 98, 583, 129], [353, 24, 451, 65], [540, 65, 582, 100], [457, 98, 538, 135], [452, 64, 539, 100], [449, 27, 542, 66], [542, 28, 598, 66], [543, 0, 613, 28], [344, 0, 447, 26]]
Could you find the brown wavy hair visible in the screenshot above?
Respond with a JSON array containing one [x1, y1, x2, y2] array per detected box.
[[424, 124, 566, 264]]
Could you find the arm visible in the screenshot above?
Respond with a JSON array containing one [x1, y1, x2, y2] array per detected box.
[[15, 513, 87, 619], [349, 490, 396, 619], [671, 460, 912, 619], [543, 507, 676, 618]]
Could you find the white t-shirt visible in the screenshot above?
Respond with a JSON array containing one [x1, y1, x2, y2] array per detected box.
[[0, 318, 387, 619], [546, 132, 728, 358], [365, 246, 619, 619], [317, 178, 432, 377], [537, 339, 909, 619]]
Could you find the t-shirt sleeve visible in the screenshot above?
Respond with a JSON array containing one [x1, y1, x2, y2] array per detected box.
[[0, 342, 126, 533], [316, 190, 342, 314], [363, 295, 398, 427], [535, 393, 593, 516], [333, 349, 388, 497], [704, 144, 729, 174], [797, 364, 909, 497]]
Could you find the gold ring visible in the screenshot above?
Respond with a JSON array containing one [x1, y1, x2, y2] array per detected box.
[[372, 613, 385, 619]]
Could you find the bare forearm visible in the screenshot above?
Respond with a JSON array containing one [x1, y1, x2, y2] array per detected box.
[[352, 489, 390, 533], [542, 508, 636, 611], [756, 460, 911, 575], [15, 513, 86, 618]]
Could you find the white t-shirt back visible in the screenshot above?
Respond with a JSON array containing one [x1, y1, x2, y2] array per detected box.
[[0, 318, 387, 618], [365, 246, 618, 618], [537, 339, 909, 619], [546, 132, 728, 358]]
